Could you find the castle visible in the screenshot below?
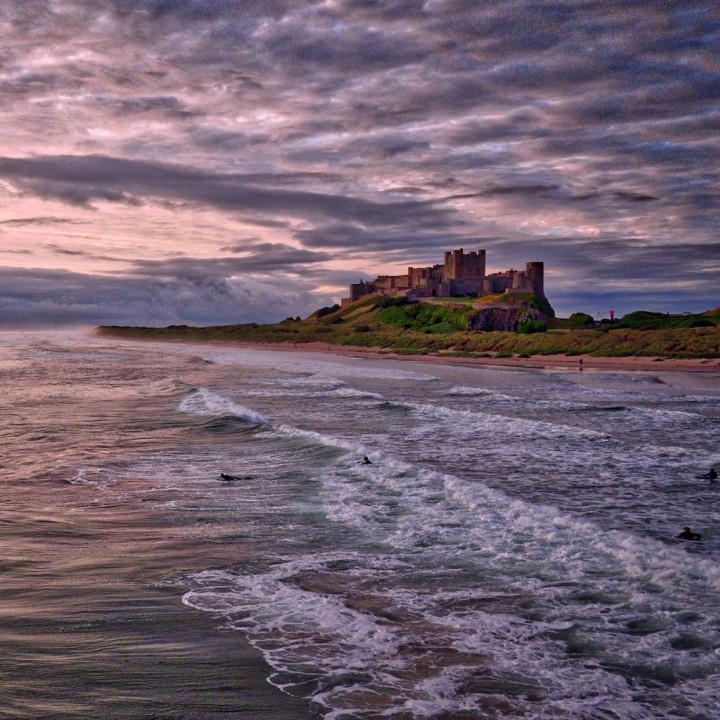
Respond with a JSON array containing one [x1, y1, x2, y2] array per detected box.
[[341, 248, 545, 306]]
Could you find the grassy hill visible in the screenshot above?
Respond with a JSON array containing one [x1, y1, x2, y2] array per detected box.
[[600, 310, 718, 331], [97, 298, 720, 360]]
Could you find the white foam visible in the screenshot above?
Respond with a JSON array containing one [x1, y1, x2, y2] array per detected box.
[[259, 374, 385, 401], [271, 424, 371, 458], [405, 399, 615, 442], [332, 386, 385, 400], [177, 387, 270, 424], [183, 530, 720, 718]]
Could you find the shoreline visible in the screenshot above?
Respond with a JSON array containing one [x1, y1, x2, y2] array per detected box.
[[253, 342, 720, 373], [104, 333, 720, 374]]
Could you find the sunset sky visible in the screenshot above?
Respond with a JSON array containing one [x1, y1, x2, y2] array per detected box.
[[0, 0, 718, 326]]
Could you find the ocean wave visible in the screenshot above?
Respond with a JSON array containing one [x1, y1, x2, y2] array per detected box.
[[178, 387, 270, 424]]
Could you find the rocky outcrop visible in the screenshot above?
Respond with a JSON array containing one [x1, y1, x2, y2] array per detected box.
[[470, 305, 548, 332]]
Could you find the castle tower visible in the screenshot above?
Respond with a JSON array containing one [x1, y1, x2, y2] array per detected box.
[[443, 249, 463, 281], [443, 248, 486, 281], [464, 248, 486, 278], [525, 262, 544, 296]]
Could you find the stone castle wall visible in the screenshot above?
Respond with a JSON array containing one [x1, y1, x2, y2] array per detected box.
[[342, 249, 545, 306]]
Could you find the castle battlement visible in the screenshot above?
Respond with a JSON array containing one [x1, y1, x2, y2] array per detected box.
[[342, 249, 545, 306]]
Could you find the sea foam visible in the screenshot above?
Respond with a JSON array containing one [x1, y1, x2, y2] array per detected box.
[[178, 387, 270, 424]]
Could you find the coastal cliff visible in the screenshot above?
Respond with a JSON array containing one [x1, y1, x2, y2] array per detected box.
[[470, 305, 549, 332]]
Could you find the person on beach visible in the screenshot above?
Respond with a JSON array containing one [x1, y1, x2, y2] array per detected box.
[[578, 358, 583, 371], [676, 526, 702, 541]]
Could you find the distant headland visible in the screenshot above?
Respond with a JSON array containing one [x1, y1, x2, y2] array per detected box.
[[97, 246, 720, 365], [98, 245, 720, 365]]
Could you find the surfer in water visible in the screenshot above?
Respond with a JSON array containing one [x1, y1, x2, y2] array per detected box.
[[359, 456, 372, 465], [696, 467, 717, 482], [676, 526, 702, 541]]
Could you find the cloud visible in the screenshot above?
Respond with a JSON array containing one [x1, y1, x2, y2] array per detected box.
[[0, 0, 716, 324], [0, 154, 457, 229], [45, 244, 90, 257], [131, 243, 333, 277], [0, 266, 334, 328], [0, 217, 86, 227]]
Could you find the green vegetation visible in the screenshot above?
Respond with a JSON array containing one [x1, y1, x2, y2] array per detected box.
[[377, 302, 470, 333], [604, 310, 720, 331], [315, 304, 340, 318], [517, 319, 547, 334], [567, 312, 595, 329], [430, 296, 477, 304], [97, 300, 720, 360]]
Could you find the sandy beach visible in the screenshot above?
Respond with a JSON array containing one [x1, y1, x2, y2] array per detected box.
[[154, 338, 720, 375]]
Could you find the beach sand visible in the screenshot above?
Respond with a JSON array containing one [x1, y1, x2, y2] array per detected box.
[[160, 339, 720, 375]]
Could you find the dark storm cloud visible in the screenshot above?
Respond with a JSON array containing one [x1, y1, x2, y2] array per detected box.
[[447, 184, 660, 207], [188, 127, 271, 153], [0, 154, 457, 228], [479, 185, 561, 198], [611, 191, 657, 203], [0, 72, 75, 95], [0, 0, 717, 324], [261, 21, 431, 75], [132, 243, 332, 277], [295, 222, 472, 258], [444, 113, 549, 146], [0, 266, 334, 328], [95, 95, 200, 119]]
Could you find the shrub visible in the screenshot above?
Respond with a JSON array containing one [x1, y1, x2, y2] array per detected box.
[[568, 312, 595, 328], [316, 304, 341, 318], [518, 320, 547, 334], [377, 302, 471, 333], [372, 296, 409, 309], [679, 318, 715, 329]]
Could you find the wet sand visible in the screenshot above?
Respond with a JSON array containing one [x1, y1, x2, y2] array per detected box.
[[159, 339, 720, 375]]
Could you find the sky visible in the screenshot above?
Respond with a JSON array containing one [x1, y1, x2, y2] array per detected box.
[[0, 0, 718, 327]]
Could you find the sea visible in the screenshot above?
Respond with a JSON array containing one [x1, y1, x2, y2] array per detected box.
[[1, 330, 719, 719]]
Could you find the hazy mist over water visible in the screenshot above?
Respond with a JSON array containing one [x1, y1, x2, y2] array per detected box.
[[1, 331, 719, 719]]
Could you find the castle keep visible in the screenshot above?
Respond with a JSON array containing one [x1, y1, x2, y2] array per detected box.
[[342, 248, 545, 306]]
